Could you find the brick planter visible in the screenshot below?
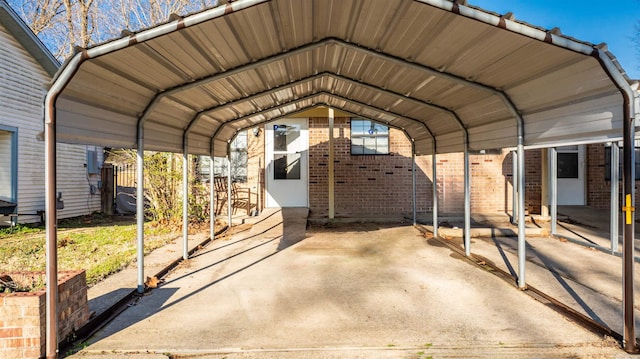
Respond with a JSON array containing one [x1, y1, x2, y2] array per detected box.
[[0, 270, 90, 359]]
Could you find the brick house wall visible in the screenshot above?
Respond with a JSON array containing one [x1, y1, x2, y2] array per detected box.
[[241, 116, 637, 218], [308, 117, 429, 218], [247, 116, 545, 218], [586, 143, 635, 210], [587, 144, 609, 209], [525, 150, 542, 214]]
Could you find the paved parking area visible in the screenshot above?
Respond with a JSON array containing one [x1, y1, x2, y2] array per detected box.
[[68, 213, 629, 358]]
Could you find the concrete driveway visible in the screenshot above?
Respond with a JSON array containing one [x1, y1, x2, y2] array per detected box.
[[69, 210, 627, 358]]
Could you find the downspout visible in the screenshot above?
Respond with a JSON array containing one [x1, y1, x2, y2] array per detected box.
[[592, 47, 637, 353]]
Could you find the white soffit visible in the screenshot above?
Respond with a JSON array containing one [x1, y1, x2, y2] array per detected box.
[[50, 0, 637, 157]]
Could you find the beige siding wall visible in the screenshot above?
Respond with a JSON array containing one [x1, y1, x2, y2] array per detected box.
[[0, 23, 101, 224]]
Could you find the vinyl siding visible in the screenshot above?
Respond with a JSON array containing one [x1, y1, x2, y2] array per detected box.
[[0, 22, 102, 224]]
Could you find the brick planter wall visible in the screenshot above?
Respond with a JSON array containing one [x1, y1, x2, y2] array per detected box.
[[0, 270, 90, 359]]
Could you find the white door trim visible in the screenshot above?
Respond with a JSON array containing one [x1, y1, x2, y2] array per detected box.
[[557, 145, 585, 205], [265, 118, 309, 208]]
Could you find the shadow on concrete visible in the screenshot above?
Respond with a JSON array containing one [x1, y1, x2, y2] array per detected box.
[[87, 207, 309, 345], [88, 288, 137, 316], [483, 235, 614, 329]]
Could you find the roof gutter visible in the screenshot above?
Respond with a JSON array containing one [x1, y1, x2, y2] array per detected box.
[[416, 0, 594, 56]]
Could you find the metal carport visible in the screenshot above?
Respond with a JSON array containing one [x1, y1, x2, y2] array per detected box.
[[43, 0, 638, 357]]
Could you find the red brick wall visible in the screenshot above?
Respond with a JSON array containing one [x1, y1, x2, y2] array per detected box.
[[430, 149, 541, 216], [308, 117, 542, 217], [247, 116, 544, 218], [585, 143, 635, 209], [308, 117, 430, 218], [525, 150, 542, 214], [587, 144, 609, 209], [0, 270, 89, 359]]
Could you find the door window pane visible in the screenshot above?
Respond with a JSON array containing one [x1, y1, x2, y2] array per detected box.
[[274, 153, 301, 180], [274, 124, 300, 152], [558, 153, 579, 178]]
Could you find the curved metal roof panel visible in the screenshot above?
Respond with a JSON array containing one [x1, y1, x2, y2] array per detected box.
[[48, 0, 637, 157]]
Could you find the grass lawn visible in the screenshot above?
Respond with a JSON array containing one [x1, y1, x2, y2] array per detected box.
[[0, 214, 180, 286]]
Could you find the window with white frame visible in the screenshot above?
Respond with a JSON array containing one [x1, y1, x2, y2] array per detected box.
[[350, 119, 389, 155], [198, 131, 248, 182]]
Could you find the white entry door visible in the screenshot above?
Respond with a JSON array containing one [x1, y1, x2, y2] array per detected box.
[[265, 118, 308, 207], [557, 145, 585, 205]]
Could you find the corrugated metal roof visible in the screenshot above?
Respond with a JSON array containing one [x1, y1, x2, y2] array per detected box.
[[49, 0, 638, 156]]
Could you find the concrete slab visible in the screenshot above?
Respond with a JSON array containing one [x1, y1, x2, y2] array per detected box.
[[456, 232, 640, 342], [68, 217, 627, 358], [86, 231, 210, 318]]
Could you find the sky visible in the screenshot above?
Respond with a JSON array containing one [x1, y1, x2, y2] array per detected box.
[[470, 0, 640, 79]]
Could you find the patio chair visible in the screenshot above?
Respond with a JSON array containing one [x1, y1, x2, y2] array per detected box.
[[213, 176, 255, 216]]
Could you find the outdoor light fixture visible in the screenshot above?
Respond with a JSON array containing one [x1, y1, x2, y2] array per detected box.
[[368, 122, 377, 135]]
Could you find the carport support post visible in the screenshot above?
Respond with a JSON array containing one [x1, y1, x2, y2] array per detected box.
[[210, 155, 215, 240], [44, 96, 58, 358], [511, 150, 518, 224], [227, 144, 232, 227], [432, 149, 438, 237], [517, 143, 526, 289], [328, 108, 335, 219], [464, 143, 471, 256], [622, 107, 636, 352], [549, 147, 557, 235], [136, 125, 145, 294], [412, 142, 417, 225], [182, 142, 189, 260], [610, 142, 619, 253]]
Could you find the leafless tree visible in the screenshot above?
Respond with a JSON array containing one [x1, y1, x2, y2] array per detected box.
[[8, 0, 218, 61], [9, 0, 64, 35]]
